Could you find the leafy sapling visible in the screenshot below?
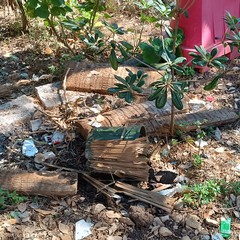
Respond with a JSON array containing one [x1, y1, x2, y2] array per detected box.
[[108, 69, 148, 103]]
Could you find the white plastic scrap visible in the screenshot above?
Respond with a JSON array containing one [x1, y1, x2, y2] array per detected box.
[[158, 183, 187, 197], [22, 139, 38, 157], [194, 140, 208, 148], [52, 131, 64, 144], [75, 219, 93, 240]]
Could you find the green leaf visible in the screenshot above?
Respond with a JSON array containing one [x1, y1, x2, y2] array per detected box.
[[51, 0, 64, 6], [62, 20, 80, 30], [120, 41, 133, 50], [118, 45, 128, 59], [214, 56, 229, 64], [35, 4, 50, 18], [148, 87, 164, 101], [195, 45, 207, 56], [139, 42, 161, 64], [114, 75, 127, 85], [64, 5, 73, 12], [204, 74, 223, 91], [172, 65, 185, 74], [171, 90, 183, 110], [118, 91, 133, 103], [108, 87, 122, 93], [26, 0, 39, 9], [192, 59, 208, 67], [211, 59, 224, 69], [174, 57, 186, 64], [110, 49, 118, 70], [210, 48, 218, 58], [131, 85, 143, 93], [155, 89, 167, 108], [51, 7, 66, 16]]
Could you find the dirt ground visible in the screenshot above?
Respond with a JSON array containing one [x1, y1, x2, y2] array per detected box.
[[0, 6, 240, 240]]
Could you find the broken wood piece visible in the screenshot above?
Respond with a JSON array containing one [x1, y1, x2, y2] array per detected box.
[[66, 62, 163, 95], [115, 181, 175, 212], [75, 101, 172, 139], [0, 170, 77, 196], [86, 126, 153, 181]]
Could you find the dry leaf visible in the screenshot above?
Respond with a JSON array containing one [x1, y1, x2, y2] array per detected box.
[[96, 226, 108, 231], [44, 47, 53, 55], [106, 210, 121, 219], [34, 209, 56, 215], [59, 222, 70, 234]]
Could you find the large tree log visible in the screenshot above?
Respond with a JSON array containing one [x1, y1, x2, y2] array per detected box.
[[0, 170, 78, 197], [66, 62, 163, 95]]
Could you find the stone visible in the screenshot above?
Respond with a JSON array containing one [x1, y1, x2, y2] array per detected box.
[[152, 217, 164, 227], [185, 215, 202, 230], [205, 218, 218, 227], [181, 236, 191, 240], [174, 199, 184, 210], [159, 227, 173, 237], [36, 82, 85, 109], [211, 233, 224, 240], [200, 235, 210, 240], [129, 206, 154, 228], [0, 95, 36, 134], [93, 203, 106, 215], [236, 195, 240, 208], [160, 215, 170, 222]]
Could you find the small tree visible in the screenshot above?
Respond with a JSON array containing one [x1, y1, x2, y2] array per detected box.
[[109, 1, 238, 136]]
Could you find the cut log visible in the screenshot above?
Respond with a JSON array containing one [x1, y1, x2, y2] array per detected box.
[[75, 101, 171, 138], [76, 107, 239, 139], [0, 170, 77, 196], [66, 62, 163, 95]]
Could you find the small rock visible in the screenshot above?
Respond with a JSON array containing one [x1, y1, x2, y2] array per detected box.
[[129, 206, 154, 227], [160, 215, 170, 222], [194, 140, 208, 148], [230, 194, 236, 203], [199, 229, 209, 235], [214, 147, 225, 153], [205, 218, 218, 227], [93, 203, 106, 215], [152, 217, 164, 227], [185, 214, 202, 230], [211, 233, 224, 240], [214, 127, 222, 141], [200, 235, 210, 240], [20, 72, 29, 79], [159, 227, 173, 237], [181, 236, 191, 240], [174, 199, 184, 210], [172, 213, 184, 223], [236, 195, 240, 208], [233, 210, 240, 219]]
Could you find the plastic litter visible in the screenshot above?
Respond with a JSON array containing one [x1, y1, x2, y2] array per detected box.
[[194, 140, 208, 148], [30, 119, 42, 131], [220, 218, 231, 238], [188, 99, 206, 112], [158, 183, 187, 197], [22, 139, 38, 157], [75, 219, 93, 240], [52, 131, 64, 144]]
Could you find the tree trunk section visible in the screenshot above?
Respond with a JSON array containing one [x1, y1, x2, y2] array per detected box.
[[0, 170, 78, 197]]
